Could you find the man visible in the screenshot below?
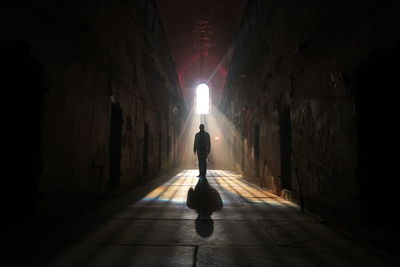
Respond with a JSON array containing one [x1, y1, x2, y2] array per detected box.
[[193, 124, 211, 176]]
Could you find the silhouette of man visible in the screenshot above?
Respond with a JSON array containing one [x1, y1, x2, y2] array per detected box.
[[193, 124, 211, 176]]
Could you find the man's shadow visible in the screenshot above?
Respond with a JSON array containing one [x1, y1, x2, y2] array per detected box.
[[186, 176, 223, 237]]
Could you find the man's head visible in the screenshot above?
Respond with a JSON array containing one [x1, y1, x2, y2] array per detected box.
[[199, 124, 205, 131]]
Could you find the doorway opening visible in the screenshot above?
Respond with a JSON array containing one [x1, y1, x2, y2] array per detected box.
[[143, 123, 149, 177], [109, 103, 123, 186], [195, 83, 210, 114], [254, 124, 260, 177], [355, 45, 400, 237], [279, 106, 292, 190]]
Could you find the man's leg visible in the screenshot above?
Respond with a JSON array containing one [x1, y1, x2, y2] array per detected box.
[[198, 153, 207, 176], [197, 153, 207, 176], [197, 154, 202, 176], [203, 154, 207, 175]]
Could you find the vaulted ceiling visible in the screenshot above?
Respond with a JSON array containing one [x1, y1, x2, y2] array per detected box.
[[156, 0, 247, 109]]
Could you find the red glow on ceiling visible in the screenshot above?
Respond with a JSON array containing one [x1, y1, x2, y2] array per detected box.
[[156, 0, 247, 108]]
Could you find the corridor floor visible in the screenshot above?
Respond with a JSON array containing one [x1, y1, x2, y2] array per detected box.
[[32, 169, 398, 266]]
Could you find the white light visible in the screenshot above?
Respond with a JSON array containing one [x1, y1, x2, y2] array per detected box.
[[196, 83, 209, 114]]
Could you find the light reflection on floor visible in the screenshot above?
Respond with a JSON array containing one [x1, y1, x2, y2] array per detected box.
[[140, 169, 296, 207], [37, 169, 393, 267]]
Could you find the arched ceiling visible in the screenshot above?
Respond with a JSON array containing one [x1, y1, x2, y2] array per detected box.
[[156, 0, 247, 109]]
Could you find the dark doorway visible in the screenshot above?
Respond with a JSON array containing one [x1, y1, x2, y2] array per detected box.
[[158, 131, 162, 170], [241, 139, 245, 172], [355, 45, 400, 237], [109, 103, 123, 186], [166, 116, 170, 168], [279, 106, 292, 190], [254, 124, 260, 177], [143, 123, 149, 177], [1, 41, 44, 224]]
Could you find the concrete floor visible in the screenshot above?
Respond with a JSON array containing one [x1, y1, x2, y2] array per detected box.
[[29, 169, 399, 266]]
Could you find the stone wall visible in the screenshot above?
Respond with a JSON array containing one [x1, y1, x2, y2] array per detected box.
[[221, 0, 400, 233], [1, 0, 186, 224]]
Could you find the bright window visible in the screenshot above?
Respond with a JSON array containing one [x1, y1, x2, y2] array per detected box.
[[196, 83, 209, 114]]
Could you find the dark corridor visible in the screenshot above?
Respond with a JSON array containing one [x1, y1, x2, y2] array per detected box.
[[2, 0, 400, 265]]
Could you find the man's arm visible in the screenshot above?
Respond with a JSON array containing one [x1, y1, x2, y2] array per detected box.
[[206, 133, 211, 154], [193, 134, 198, 154]]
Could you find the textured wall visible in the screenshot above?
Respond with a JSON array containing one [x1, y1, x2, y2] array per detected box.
[[221, 0, 400, 233], [1, 0, 186, 224]]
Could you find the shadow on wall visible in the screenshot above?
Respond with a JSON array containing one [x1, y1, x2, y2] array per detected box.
[[186, 176, 223, 237]]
